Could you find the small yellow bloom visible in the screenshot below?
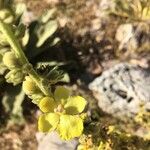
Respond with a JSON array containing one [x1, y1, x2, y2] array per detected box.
[[38, 86, 87, 140]]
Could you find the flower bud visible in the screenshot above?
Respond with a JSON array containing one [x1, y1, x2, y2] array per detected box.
[[3, 51, 20, 69], [5, 69, 24, 85], [22, 76, 40, 95], [0, 9, 14, 24]]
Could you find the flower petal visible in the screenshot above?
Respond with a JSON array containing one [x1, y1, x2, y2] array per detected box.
[[39, 97, 56, 113], [64, 96, 87, 115], [54, 86, 70, 102], [38, 113, 60, 132], [57, 115, 84, 140]]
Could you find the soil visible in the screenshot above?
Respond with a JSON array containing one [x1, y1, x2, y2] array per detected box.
[[0, 122, 37, 150], [0, 0, 149, 149]]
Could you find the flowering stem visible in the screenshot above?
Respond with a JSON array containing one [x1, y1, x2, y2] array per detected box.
[[0, 21, 50, 96]]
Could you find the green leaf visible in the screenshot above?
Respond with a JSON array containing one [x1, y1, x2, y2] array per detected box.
[[12, 88, 25, 118], [39, 97, 56, 113], [0, 63, 7, 75], [40, 9, 56, 23], [65, 96, 87, 115], [38, 113, 60, 132], [36, 20, 58, 47], [54, 86, 70, 102], [59, 73, 70, 83], [50, 37, 60, 46], [2, 85, 25, 124], [15, 23, 26, 38], [22, 29, 29, 46], [15, 3, 26, 16], [58, 115, 84, 140]]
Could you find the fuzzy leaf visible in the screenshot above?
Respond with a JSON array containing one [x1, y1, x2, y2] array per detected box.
[[58, 115, 84, 140], [2, 85, 25, 123], [22, 29, 29, 46], [38, 113, 60, 132], [60, 73, 70, 83], [40, 9, 56, 23], [50, 37, 60, 46], [65, 96, 87, 115], [15, 3, 26, 15], [36, 20, 58, 47]]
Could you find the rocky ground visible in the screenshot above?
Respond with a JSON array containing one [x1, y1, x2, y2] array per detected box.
[[1, 0, 150, 149], [0, 123, 37, 150]]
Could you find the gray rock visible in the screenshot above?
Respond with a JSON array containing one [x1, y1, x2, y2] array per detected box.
[[89, 63, 150, 118], [36, 132, 78, 150]]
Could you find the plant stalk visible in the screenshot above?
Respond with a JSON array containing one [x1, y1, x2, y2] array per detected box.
[[0, 21, 50, 96]]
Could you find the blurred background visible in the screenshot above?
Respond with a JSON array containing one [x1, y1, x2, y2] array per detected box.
[[0, 0, 150, 149]]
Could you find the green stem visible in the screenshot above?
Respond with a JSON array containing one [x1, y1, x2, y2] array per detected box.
[[0, 21, 28, 64], [0, 21, 50, 96]]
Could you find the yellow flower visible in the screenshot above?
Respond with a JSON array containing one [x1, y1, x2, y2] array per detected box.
[[38, 86, 87, 140]]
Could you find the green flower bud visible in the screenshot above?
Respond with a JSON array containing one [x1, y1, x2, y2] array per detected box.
[[5, 69, 24, 85], [0, 9, 14, 24], [3, 51, 21, 69], [23, 76, 44, 103], [22, 76, 40, 95]]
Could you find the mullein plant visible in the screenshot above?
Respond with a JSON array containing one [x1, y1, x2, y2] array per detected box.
[[0, 3, 87, 140], [0, 1, 150, 149], [0, 1, 67, 124]]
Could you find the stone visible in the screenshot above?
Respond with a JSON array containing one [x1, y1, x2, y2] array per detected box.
[[89, 63, 150, 119], [36, 132, 78, 150]]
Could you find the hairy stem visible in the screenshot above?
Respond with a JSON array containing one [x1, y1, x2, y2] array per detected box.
[[0, 21, 50, 96]]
